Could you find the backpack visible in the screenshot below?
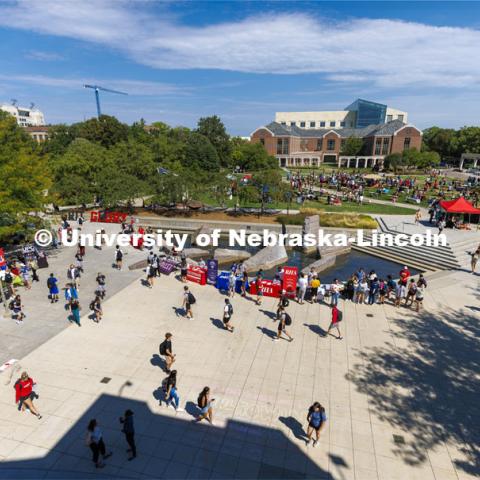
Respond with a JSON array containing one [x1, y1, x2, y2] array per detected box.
[[9, 301, 14, 311], [47, 277, 54, 289], [282, 298, 290, 308], [285, 313, 292, 326], [5, 273, 12, 283], [89, 301, 95, 311], [228, 304, 233, 316], [188, 292, 196, 305], [337, 310, 343, 322], [159, 341, 167, 355], [116, 250, 123, 260]]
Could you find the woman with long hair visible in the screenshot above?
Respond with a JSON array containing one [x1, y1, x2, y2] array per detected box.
[[86, 419, 112, 468], [306, 402, 327, 447], [196, 387, 214, 424]]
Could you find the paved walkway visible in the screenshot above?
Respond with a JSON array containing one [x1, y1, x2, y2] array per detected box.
[[0, 236, 479, 479]]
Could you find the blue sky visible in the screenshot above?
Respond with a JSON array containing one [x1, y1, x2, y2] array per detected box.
[[0, 1, 479, 135]]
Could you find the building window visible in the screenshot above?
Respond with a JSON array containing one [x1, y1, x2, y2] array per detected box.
[[320, 121, 325, 127], [309, 121, 315, 128], [386, 115, 393, 122], [340, 121, 346, 127], [330, 121, 336, 127], [300, 121, 306, 128], [382, 138, 390, 155], [403, 137, 411, 150], [375, 138, 382, 155], [281, 122, 286, 126], [398, 115, 404, 122], [260, 138, 265, 145], [327, 139, 335, 151], [277, 138, 290, 155], [316, 139, 323, 151], [290, 121, 296, 126]]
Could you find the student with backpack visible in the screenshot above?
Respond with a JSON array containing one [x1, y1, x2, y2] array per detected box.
[[327, 305, 343, 339], [223, 298, 234, 332], [182, 286, 195, 320], [159, 333, 175, 373], [195, 387, 214, 424], [146, 263, 155, 289], [306, 402, 327, 447], [70, 299, 81, 327], [95, 273, 106, 299], [275, 306, 293, 342], [163, 370, 184, 412], [276, 291, 290, 320], [47, 273, 59, 303], [90, 296, 102, 323], [115, 246, 123, 270]]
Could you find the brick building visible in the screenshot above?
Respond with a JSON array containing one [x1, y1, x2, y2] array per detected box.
[[251, 119, 422, 168]]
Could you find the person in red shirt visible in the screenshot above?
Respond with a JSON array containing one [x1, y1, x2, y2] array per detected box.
[[15, 371, 42, 419], [327, 305, 343, 340], [399, 266, 411, 286]]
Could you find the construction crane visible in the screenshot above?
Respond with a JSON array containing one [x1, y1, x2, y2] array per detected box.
[[83, 84, 128, 118]]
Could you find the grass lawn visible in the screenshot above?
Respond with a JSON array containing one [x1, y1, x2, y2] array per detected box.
[[303, 199, 416, 215]]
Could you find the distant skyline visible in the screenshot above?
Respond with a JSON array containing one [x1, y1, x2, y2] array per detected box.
[[0, 1, 479, 135]]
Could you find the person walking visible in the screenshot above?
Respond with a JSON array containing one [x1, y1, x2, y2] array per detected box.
[[330, 279, 341, 306], [75, 250, 84, 274], [47, 273, 59, 303], [405, 279, 417, 307], [95, 273, 106, 299], [297, 273, 307, 304], [86, 419, 112, 469], [306, 402, 327, 447], [223, 298, 234, 332], [415, 285, 424, 312], [164, 370, 184, 412], [310, 275, 320, 304], [146, 263, 155, 289], [327, 305, 343, 339], [70, 298, 81, 327], [255, 274, 263, 305], [228, 271, 236, 298], [180, 258, 188, 283], [67, 264, 80, 290], [29, 258, 40, 283], [91, 296, 102, 323], [367, 277, 379, 305], [195, 387, 214, 424], [10, 295, 25, 324], [275, 306, 293, 342], [182, 286, 195, 320], [471, 248, 480, 274], [119, 410, 136, 461], [414, 209, 421, 225], [20, 264, 31, 290], [159, 333, 175, 373], [115, 246, 123, 270], [14, 371, 42, 419], [240, 271, 248, 298]]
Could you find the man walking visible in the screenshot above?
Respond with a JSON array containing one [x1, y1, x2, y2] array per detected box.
[[182, 286, 195, 320], [119, 410, 136, 461], [115, 246, 123, 270], [275, 306, 293, 342], [159, 333, 175, 373], [327, 305, 343, 340]]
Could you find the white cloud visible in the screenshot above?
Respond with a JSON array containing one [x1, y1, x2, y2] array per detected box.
[[25, 50, 65, 61], [1, 1, 479, 88]]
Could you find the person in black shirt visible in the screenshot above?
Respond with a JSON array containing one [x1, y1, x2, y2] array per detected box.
[[119, 410, 136, 461], [160, 333, 175, 373]]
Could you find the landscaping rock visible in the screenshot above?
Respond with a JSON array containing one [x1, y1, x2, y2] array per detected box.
[[302, 255, 336, 275], [243, 242, 288, 273], [303, 215, 320, 254], [192, 225, 213, 245], [128, 259, 148, 271], [318, 245, 351, 258], [214, 248, 251, 265], [183, 248, 209, 259]]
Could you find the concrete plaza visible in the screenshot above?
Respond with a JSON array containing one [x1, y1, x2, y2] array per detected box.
[[0, 233, 479, 479]]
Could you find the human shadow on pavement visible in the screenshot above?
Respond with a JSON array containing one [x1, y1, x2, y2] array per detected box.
[[278, 416, 306, 441], [303, 323, 327, 337], [256, 326, 277, 339], [150, 354, 167, 372], [347, 305, 480, 475], [210, 317, 225, 330], [172, 306, 185, 317], [259, 309, 277, 320]]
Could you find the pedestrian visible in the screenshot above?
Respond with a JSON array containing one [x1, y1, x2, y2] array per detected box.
[[29, 259, 40, 282], [378, 279, 387, 304], [47, 273, 59, 303], [223, 298, 234, 332], [275, 306, 293, 342], [4, 268, 15, 296], [367, 277, 379, 305], [297, 273, 307, 304], [386, 275, 396, 300], [330, 279, 341, 306], [86, 419, 112, 469], [159, 333, 175, 373], [310, 274, 320, 303], [240, 271, 248, 298], [417, 273, 428, 289], [471, 248, 480, 274], [182, 286, 195, 320], [438, 218, 445, 234], [75, 250, 84, 273], [356, 278, 367, 304], [67, 264, 79, 290], [306, 402, 327, 447], [228, 271, 236, 298], [90, 296, 102, 323], [394, 281, 406, 308], [70, 298, 81, 326], [414, 209, 421, 225], [255, 274, 263, 305], [146, 263, 155, 289], [155, 254, 162, 277], [405, 279, 417, 307], [119, 410, 136, 461], [9, 295, 25, 324], [95, 273, 106, 299], [14, 371, 42, 419], [180, 258, 188, 283], [195, 387, 214, 423], [20, 264, 31, 290], [415, 286, 424, 312], [115, 245, 123, 270], [163, 370, 184, 412], [327, 304, 343, 339]]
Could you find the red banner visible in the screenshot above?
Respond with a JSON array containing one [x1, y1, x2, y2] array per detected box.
[[282, 266, 298, 298], [0, 248, 6, 268], [187, 265, 207, 285], [90, 211, 128, 224], [249, 279, 281, 298]]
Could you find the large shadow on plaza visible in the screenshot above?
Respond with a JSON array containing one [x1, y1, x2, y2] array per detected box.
[[347, 306, 480, 475], [0, 393, 337, 479]]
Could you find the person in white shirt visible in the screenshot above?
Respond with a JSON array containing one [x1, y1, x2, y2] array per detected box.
[[297, 274, 308, 304]]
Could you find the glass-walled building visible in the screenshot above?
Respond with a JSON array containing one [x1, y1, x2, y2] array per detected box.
[[345, 99, 387, 128]]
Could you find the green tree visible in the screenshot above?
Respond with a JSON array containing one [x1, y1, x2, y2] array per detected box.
[[451, 126, 480, 156], [422, 126, 456, 159], [383, 153, 405, 173], [231, 140, 277, 171], [416, 151, 441, 169], [183, 132, 220, 171], [0, 111, 52, 240], [196, 115, 232, 167], [341, 136, 364, 156], [42, 124, 75, 156], [71, 115, 129, 148]]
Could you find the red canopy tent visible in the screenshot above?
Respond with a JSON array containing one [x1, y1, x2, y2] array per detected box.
[[439, 197, 480, 214]]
